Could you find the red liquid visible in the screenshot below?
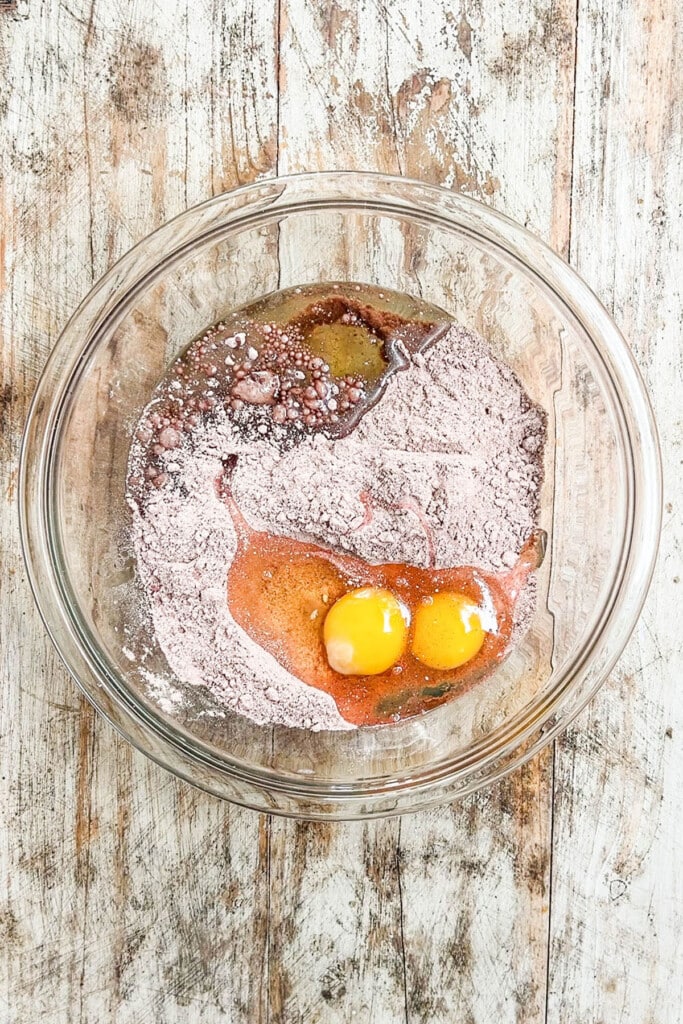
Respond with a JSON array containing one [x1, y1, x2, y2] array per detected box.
[[221, 477, 543, 727]]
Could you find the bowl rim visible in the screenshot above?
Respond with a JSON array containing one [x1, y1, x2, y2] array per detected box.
[[18, 170, 663, 818]]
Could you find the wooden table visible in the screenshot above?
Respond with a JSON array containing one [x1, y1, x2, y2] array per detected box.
[[1, 2, 680, 1021]]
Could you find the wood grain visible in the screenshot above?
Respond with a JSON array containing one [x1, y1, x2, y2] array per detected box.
[[0, 1, 680, 1022], [274, 3, 575, 1021], [547, 1, 683, 1020], [1, 4, 277, 1022]]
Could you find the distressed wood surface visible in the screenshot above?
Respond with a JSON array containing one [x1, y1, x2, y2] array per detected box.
[[547, 1, 683, 1021], [0, 2, 679, 1023]]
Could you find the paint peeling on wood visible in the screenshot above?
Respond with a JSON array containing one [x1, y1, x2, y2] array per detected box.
[[1, 1, 680, 1021]]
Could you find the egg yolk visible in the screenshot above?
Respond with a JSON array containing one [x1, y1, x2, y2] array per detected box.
[[323, 587, 408, 675], [411, 591, 486, 671]]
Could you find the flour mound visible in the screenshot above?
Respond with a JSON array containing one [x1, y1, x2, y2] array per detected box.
[[128, 324, 546, 731]]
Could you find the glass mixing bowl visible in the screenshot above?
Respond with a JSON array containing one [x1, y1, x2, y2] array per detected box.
[[19, 172, 662, 819]]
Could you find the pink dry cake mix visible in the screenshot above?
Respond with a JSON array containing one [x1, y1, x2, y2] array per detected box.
[[126, 286, 546, 731]]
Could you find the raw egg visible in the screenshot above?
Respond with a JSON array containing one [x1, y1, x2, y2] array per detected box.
[[323, 587, 408, 675], [411, 591, 486, 671], [222, 464, 544, 725]]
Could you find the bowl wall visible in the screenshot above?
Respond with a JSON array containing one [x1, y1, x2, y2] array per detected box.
[[20, 173, 661, 817]]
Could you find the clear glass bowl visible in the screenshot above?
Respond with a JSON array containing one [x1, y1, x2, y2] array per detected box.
[[19, 172, 662, 819]]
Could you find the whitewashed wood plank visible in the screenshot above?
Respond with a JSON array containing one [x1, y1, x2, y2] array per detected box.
[[262, 818, 410, 1022], [273, 2, 576, 1022], [0, 3, 278, 1022], [279, 0, 576, 251], [547, 1, 683, 1021]]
